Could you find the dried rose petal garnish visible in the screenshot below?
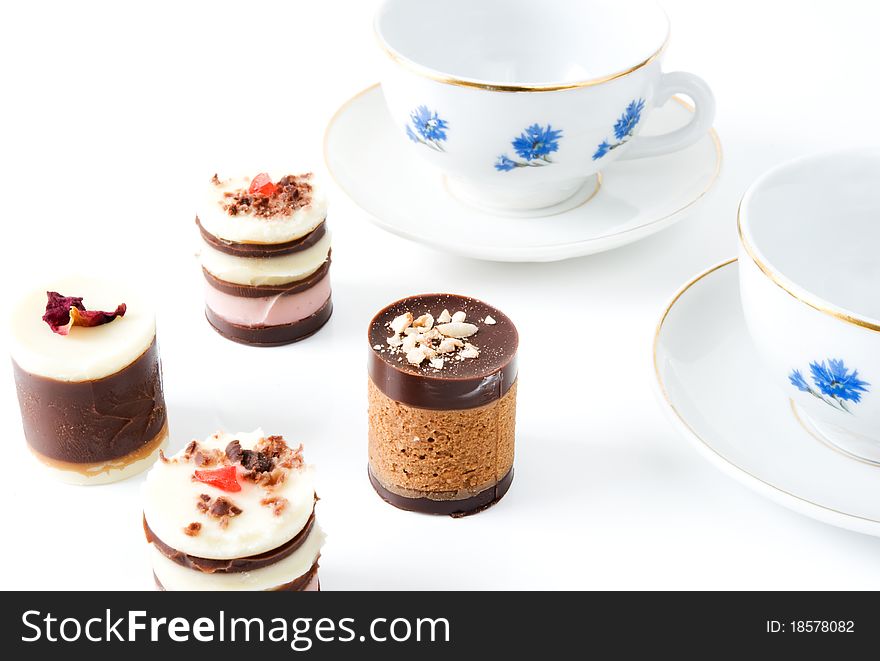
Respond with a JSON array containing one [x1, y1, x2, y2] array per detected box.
[[42, 291, 126, 336], [193, 465, 241, 492], [248, 172, 277, 196]]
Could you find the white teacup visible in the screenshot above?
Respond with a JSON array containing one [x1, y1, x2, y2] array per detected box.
[[375, 0, 715, 215], [738, 149, 880, 462]]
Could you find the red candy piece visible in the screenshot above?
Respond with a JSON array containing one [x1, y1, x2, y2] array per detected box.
[[193, 466, 241, 492], [42, 291, 126, 336], [248, 172, 277, 196]]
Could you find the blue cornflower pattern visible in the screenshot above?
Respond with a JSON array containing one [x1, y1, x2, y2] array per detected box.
[[592, 98, 646, 160], [406, 105, 448, 152], [789, 358, 870, 413], [495, 123, 563, 171]]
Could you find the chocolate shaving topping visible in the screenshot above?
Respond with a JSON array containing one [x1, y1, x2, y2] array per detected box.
[[184, 522, 201, 537], [193, 447, 225, 467], [240, 449, 272, 473], [210, 173, 220, 185], [209, 497, 241, 518], [42, 291, 126, 336], [221, 173, 314, 218], [197, 494, 243, 529], [225, 440, 242, 463]]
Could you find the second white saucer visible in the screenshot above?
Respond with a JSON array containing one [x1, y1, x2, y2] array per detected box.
[[654, 259, 880, 537], [324, 84, 722, 263]]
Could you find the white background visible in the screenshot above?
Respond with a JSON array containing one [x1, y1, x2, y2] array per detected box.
[[2, 0, 880, 590]]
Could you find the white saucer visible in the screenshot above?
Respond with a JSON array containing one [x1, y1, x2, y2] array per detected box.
[[654, 259, 880, 536], [324, 84, 722, 262]]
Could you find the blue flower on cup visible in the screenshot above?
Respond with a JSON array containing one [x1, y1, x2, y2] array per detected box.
[[495, 123, 563, 171], [406, 105, 448, 152], [789, 358, 870, 413], [592, 99, 646, 160]]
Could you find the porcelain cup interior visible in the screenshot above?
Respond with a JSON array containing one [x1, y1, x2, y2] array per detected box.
[[375, 0, 715, 215], [738, 148, 880, 458]]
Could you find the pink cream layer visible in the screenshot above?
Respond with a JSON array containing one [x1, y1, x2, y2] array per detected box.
[[204, 273, 331, 327]]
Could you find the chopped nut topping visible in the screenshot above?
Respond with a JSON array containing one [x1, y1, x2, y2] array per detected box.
[[193, 447, 225, 467], [460, 343, 480, 359], [484, 315, 497, 325], [436, 322, 478, 338], [406, 347, 427, 365], [220, 173, 314, 218], [412, 313, 434, 330], [377, 307, 489, 371], [197, 494, 242, 529], [390, 312, 413, 334], [184, 522, 202, 537], [260, 496, 289, 516]]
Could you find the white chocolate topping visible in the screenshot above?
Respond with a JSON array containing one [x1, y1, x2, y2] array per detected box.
[[8, 276, 156, 381], [199, 231, 331, 286], [142, 429, 317, 560], [197, 174, 327, 244]]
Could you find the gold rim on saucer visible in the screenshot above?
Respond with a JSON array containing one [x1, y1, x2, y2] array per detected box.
[[653, 258, 880, 526]]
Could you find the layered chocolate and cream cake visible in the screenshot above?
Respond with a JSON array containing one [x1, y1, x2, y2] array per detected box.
[[9, 277, 168, 484], [143, 430, 325, 591], [367, 294, 518, 516], [197, 172, 332, 346]]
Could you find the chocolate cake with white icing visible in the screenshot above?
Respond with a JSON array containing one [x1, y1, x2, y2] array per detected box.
[[10, 277, 168, 484], [197, 172, 332, 346], [142, 430, 325, 591]]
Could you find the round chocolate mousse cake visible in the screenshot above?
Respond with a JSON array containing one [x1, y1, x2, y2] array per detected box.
[[142, 430, 325, 591], [367, 294, 518, 516], [197, 172, 332, 346], [9, 277, 168, 485]]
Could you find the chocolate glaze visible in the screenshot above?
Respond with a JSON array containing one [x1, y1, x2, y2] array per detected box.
[[13, 338, 167, 463], [367, 294, 518, 410], [369, 466, 513, 517], [197, 217, 327, 258], [206, 297, 332, 347], [144, 509, 316, 574], [202, 258, 330, 298], [153, 559, 320, 592]]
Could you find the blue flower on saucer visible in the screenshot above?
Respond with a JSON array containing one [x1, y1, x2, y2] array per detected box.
[[406, 105, 448, 152], [789, 358, 870, 413], [593, 98, 646, 160], [495, 123, 563, 171]]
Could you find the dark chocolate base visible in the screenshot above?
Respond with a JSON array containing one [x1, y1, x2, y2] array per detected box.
[[205, 298, 332, 347], [368, 466, 513, 517]]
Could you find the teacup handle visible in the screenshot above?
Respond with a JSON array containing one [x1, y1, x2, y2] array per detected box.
[[620, 72, 716, 160]]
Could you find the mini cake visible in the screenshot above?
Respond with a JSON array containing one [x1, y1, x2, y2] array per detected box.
[[197, 172, 332, 346], [367, 294, 518, 516], [143, 430, 325, 591], [9, 277, 168, 484]]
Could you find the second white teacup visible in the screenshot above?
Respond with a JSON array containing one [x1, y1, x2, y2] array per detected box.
[[375, 0, 715, 215], [739, 148, 880, 463]]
